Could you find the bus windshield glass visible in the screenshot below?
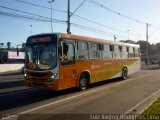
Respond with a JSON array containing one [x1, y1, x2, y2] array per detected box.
[[25, 35, 57, 70]]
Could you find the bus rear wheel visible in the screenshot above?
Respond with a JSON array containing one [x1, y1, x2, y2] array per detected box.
[[79, 74, 88, 90], [121, 68, 128, 80]]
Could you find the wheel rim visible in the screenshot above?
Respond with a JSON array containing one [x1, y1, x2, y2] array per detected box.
[[123, 69, 127, 79], [80, 77, 87, 87], [79, 74, 88, 90]]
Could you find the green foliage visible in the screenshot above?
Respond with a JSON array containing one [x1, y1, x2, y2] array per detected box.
[[142, 98, 160, 115], [137, 98, 160, 120]]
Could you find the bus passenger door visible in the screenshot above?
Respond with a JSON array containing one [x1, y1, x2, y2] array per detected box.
[[59, 41, 77, 89]]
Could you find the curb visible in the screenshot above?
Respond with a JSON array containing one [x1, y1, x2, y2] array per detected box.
[[125, 89, 160, 115]]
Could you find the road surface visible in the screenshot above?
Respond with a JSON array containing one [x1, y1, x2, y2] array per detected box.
[[0, 68, 160, 120]]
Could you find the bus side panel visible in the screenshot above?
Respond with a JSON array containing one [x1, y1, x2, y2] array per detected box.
[[76, 60, 91, 82], [58, 58, 140, 90], [112, 59, 123, 77], [76, 60, 108, 84], [90, 60, 114, 83], [76, 59, 115, 83], [58, 64, 77, 90], [76, 59, 140, 84], [110, 58, 140, 79], [127, 59, 140, 75]]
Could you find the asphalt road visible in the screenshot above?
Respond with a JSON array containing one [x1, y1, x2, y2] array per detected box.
[[0, 67, 160, 120]]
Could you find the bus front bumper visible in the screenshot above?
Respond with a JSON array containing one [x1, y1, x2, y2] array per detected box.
[[24, 79, 58, 90]]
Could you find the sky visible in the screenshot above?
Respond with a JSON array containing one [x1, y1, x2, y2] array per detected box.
[[0, 0, 160, 48]]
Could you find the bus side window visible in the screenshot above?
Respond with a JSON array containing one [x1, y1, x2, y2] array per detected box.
[[113, 45, 121, 59], [77, 41, 89, 59], [58, 42, 69, 58], [110, 45, 114, 51], [121, 46, 128, 58], [119, 46, 122, 58], [129, 47, 134, 58], [134, 47, 139, 58], [58, 42, 62, 57], [102, 44, 112, 59], [127, 47, 129, 58], [61, 42, 75, 65], [119, 46, 122, 51], [89, 42, 101, 59], [110, 45, 114, 58], [63, 43, 68, 57]]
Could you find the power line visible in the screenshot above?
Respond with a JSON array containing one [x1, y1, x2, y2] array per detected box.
[[13, 0, 160, 35], [88, 0, 146, 24], [68, 0, 86, 34], [88, 0, 160, 40], [0, 6, 119, 36], [0, 8, 127, 39], [14, 0, 67, 13], [2, 1, 142, 40], [71, 0, 86, 17], [0, 11, 50, 22], [0, 11, 67, 24], [13, 0, 131, 34], [73, 14, 141, 37], [149, 27, 160, 38], [0, 5, 66, 23], [73, 14, 127, 33], [71, 23, 112, 36], [71, 23, 113, 37], [0, 5, 50, 20], [71, 22, 127, 38], [0, 10, 127, 39]]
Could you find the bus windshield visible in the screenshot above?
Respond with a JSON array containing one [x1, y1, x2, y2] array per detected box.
[[25, 44, 57, 70]]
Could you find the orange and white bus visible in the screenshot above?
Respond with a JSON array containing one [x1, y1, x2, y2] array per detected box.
[[24, 33, 140, 90]]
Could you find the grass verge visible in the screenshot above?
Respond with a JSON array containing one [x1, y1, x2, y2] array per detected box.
[[137, 97, 160, 120]]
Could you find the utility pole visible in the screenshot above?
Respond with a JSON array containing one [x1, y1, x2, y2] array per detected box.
[[67, 0, 71, 34], [30, 25, 32, 35], [127, 30, 130, 40], [48, 0, 54, 33], [114, 35, 116, 41], [146, 23, 149, 65]]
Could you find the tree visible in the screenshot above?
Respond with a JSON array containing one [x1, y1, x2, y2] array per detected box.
[[136, 40, 151, 52], [120, 40, 135, 44], [22, 43, 26, 48], [155, 42, 160, 50], [7, 42, 11, 49], [150, 44, 157, 51], [0, 43, 4, 48]]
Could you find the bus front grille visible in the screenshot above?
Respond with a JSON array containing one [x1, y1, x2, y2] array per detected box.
[[32, 82, 44, 87], [26, 71, 53, 82], [27, 71, 50, 77], [31, 78, 46, 82]]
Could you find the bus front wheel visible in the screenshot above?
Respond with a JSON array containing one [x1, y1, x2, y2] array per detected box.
[[79, 74, 88, 90], [121, 68, 128, 80]]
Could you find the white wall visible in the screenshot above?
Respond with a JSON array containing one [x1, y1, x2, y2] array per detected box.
[[0, 64, 24, 74]]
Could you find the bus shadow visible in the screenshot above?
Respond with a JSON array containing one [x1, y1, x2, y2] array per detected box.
[[90, 77, 123, 89], [0, 77, 123, 112], [0, 81, 24, 89], [0, 87, 79, 112]]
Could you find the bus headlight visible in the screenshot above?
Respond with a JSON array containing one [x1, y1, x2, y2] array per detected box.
[[24, 73, 27, 77], [48, 73, 57, 82], [24, 73, 31, 80]]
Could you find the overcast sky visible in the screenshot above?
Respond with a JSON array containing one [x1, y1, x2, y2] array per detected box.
[[1, 0, 160, 47]]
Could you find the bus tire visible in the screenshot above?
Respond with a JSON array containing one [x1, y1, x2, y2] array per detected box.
[[79, 74, 88, 90], [121, 68, 128, 80]]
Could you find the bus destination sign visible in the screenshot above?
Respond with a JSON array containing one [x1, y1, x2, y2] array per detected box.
[[31, 37, 52, 43]]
